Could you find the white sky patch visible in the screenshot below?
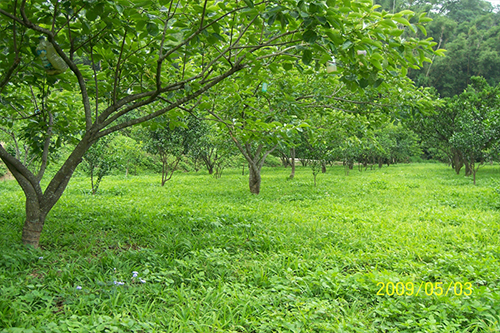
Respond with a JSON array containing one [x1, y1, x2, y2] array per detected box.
[[486, 0, 500, 6]]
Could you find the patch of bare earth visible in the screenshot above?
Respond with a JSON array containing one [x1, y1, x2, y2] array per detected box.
[[0, 170, 14, 181]]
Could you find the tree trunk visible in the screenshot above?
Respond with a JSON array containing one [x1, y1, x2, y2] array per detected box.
[[161, 156, 167, 186], [378, 158, 383, 169], [201, 154, 214, 175], [248, 163, 261, 194], [289, 147, 295, 179], [464, 161, 472, 177], [1, 133, 95, 248], [90, 168, 95, 194], [452, 149, 463, 175], [321, 161, 326, 174], [22, 198, 47, 248], [280, 154, 289, 168]]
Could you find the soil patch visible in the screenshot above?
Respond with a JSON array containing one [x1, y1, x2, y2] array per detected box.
[[0, 170, 14, 181]]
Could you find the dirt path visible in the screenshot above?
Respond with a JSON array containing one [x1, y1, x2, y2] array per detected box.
[[0, 170, 14, 181]]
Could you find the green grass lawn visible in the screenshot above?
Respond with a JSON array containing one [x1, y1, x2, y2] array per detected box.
[[1, 163, 500, 332]]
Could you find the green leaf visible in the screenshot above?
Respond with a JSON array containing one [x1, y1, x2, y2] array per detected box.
[[267, 5, 285, 16], [302, 49, 313, 65], [369, 58, 382, 70], [302, 30, 318, 43], [341, 40, 353, 50], [371, 52, 384, 61], [388, 29, 404, 37], [86, 9, 99, 21], [380, 19, 397, 28], [401, 66, 408, 77], [243, 0, 254, 8], [434, 49, 446, 56], [326, 31, 343, 45], [283, 63, 293, 71], [393, 17, 410, 26], [212, 33, 226, 42], [419, 17, 433, 23], [398, 10, 414, 16], [417, 24, 427, 36], [147, 23, 159, 36]]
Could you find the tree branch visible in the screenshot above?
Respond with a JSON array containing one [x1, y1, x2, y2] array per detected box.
[[0, 143, 41, 197], [36, 110, 53, 181], [18, 0, 93, 131], [0, 0, 20, 94], [258, 144, 278, 169], [96, 63, 245, 138], [90, 45, 99, 122], [113, 30, 128, 104]]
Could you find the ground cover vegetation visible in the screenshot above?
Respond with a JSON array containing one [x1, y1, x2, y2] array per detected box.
[[1, 164, 500, 332]]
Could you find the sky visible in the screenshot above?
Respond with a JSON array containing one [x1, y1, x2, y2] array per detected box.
[[486, 0, 500, 6]]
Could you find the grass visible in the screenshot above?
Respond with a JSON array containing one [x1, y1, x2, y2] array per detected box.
[[1, 163, 500, 332]]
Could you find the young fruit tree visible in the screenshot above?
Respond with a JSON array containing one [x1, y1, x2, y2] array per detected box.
[[0, 0, 438, 247]]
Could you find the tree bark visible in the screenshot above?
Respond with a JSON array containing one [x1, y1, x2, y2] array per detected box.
[[452, 149, 463, 175], [289, 147, 295, 179], [321, 161, 326, 173], [1, 133, 95, 248], [22, 197, 47, 248], [464, 161, 472, 177], [248, 162, 261, 194]]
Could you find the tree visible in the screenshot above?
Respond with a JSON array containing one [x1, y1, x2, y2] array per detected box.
[[143, 115, 201, 186], [81, 135, 117, 194], [108, 134, 144, 177], [0, 0, 439, 247], [449, 77, 500, 184], [410, 77, 500, 182], [301, 127, 332, 186], [204, 76, 294, 194], [191, 125, 237, 178]]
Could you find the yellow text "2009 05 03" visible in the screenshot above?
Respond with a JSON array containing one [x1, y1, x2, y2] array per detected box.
[[376, 281, 473, 296]]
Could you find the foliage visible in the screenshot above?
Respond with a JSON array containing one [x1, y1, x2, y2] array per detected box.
[[0, 161, 7, 177], [81, 136, 118, 194], [411, 77, 500, 184], [107, 134, 145, 176], [376, 0, 500, 97], [449, 77, 500, 184], [376, 123, 422, 164], [142, 115, 203, 185], [1, 164, 500, 331], [187, 122, 238, 177]]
